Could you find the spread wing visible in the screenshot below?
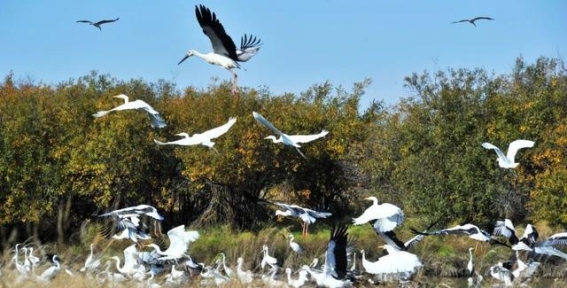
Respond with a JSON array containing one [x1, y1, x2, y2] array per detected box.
[[95, 18, 120, 25], [482, 142, 507, 160], [288, 130, 329, 144], [253, 111, 283, 135], [195, 5, 237, 60], [200, 117, 237, 140], [506, 140, 535, 162]]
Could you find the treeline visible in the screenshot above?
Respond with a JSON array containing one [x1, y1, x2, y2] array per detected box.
[[0, 56, 565, 248]]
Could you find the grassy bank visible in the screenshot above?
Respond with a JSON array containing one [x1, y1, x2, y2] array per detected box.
[[2, 221, 567, 287]]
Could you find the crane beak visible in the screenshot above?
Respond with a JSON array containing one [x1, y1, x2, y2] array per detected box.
[[178, 54, 191, 65]]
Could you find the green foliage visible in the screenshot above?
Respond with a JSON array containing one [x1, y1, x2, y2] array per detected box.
[[1, 56, 566, 248]]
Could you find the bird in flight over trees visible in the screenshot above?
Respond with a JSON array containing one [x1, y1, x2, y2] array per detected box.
[[252, 111, 328, 159], [451, 16, 494, 27], [154, 117, 237, 152], [92, 94, 167, 129], [76, 18, 120, 30], [482, 139, 535, 169], [178, 5, 262, 96]]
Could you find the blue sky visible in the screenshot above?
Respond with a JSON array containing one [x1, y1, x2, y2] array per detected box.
[[1, 0, 565, 108]]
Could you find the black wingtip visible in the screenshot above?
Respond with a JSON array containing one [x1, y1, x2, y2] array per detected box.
[[410, 227, 428, 235]]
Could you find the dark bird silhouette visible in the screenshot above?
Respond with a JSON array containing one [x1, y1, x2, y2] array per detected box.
[[452, 16, 494, 27], [76, 18, 120, 30]]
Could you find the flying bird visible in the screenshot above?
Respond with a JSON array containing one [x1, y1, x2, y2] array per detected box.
[[352, 196, 405, 233], [253, 111, 328, 159], [273, 202, 332, 236], [360, 244, 422, 277], [411, 223, 492, 242], [154, 117, 236, 152], [178, 5, 262, 96], [302, 225, 353, 287], [98, 204, 164, 243], [451, 16, 494, 27], [76, 18, 119, 30], [146, 225, 200, 260], [492, 219, 533, 251], [482, 139, 535, 168], [92, 94, 167, 128]]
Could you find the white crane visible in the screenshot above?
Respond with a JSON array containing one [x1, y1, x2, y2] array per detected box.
[[96, 261, 129, 284], [76, 18, 119, 30], [467, 247, 483, 288], [38, 255, 61, 282], [273, 202, 332, 236], [146, 225, 199, 260], [260, 245, 279, 270], [253, 111, 329, 159], [236, 257, 254, 284], [154, 117, 236, 152], [178, 5, 262, 95], [80, 243, 101, 273], [11, 244, 29, 279], [261, 266, 288, 287], [285, 267, 309, 288], [288, 234, 304, 254], [481, 139, 535, 168], [93, 94, 167, 128], [22, 247, 40, 271], [107, 244, 145, 276], [360, 245, 422, 277], [451, 16, 494, 27], [352, 196, 404, 233], [219, 252, 235, 278]]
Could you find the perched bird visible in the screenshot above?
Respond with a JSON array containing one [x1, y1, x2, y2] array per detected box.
[[288, 234, 304, 254], [38, 255, 61, 282], [482, 140, 535, 168], [235, 257, 254, 284], [253, 111, 329, 159], [178, 5, 262, 95], [466, 247, 483, 287], [260, 245, 280, 270], [93, 94, 167, 128], [219, 252, 234, 279], [76, 18, 119, 30], [80, 243, 101, 273], [352, 196, 404, 233], [273, 202, 332, 236], [154, 117, 236, 152], [451, 16, 494, 27]]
